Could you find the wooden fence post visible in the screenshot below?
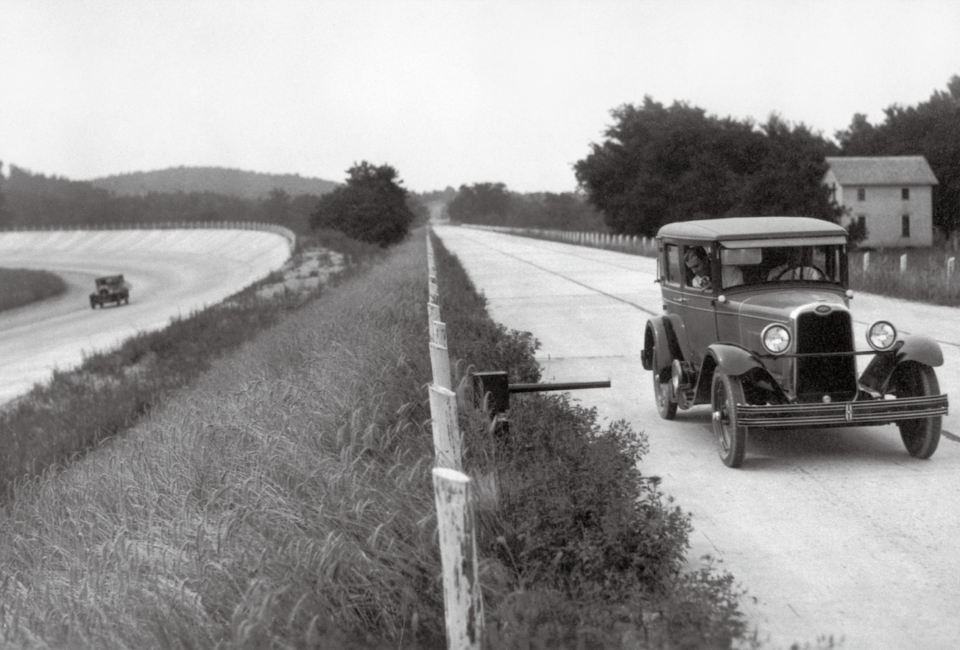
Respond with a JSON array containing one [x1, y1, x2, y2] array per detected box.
[[430, 321, 453, 391], [432, 468, 484, 650], [900, 253, 907, 274], [429, 385, 461, 470], [863, 252, 870, 272]]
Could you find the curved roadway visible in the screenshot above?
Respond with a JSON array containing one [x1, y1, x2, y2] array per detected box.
[[433, 225, 960, 650], [0, 229, 290, 405]]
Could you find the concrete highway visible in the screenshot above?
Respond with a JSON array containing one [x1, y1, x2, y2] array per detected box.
[[433, 225, 960, 650], [0, 229, 290, 405]]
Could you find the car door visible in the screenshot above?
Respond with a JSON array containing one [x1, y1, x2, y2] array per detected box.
[[679, 244, 719, 365]]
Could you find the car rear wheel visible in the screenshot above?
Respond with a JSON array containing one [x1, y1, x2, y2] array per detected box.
[[893, 361, 941, 459], [652, 346, 677, 420], [712, 371, 747, 468]]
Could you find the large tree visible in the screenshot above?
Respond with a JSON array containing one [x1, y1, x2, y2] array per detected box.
[[575, 97, 841, 236], [737, 115, 842, 220], [309, 162, 415, 246], [836, 75, 960, 235]]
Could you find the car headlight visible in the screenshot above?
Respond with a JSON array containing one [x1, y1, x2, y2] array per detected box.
[[761, 324, 791, 355], [867, 321, 897, 351]]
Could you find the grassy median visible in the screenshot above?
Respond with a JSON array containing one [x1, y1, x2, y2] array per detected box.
[[0, 229, 744, 649]]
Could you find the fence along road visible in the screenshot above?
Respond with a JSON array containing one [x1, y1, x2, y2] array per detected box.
[[432, 224, 960, 650], [0, 227, 291, 405]]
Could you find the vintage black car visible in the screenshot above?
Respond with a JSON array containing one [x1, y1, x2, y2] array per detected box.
[[90, 274, 130, 308], [641, 217, 948, 467]]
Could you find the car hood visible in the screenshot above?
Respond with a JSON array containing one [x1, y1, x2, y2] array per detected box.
[[731, 289, 847, 321]]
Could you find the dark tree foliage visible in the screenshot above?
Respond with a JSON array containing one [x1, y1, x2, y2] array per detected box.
[[738, 115, 843, 220], [447, 182, 512, 225], [574, 97, 842, 236], [836, 74, 960, 234], [447, 183, 604, 231], [309, 162, 415, 247], [0, 162, 12, 227]]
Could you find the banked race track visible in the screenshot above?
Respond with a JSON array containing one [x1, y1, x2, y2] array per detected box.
[[0, 225, 292, 405], [432, 224, 960, 650]]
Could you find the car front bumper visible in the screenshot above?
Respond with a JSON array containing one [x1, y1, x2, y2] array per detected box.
[[736, 394, 948, 428]]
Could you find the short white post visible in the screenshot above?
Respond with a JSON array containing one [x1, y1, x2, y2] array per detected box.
[[432, 468, 484, 650], [900, 253, 908, 274], [863, 252, 870, 272], [430, 322, 452, 391], [948, 257, 955, 277], [428, 385, 461, 470]]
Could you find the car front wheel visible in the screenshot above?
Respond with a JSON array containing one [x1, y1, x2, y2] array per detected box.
[[651, 346, 677, 420], [893, 361, 941, 459], [712, 371, 747, 468]]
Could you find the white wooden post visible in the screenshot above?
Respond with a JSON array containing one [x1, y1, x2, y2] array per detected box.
[[432, 468, 484, 650], [430, 321, 452, 391], [948, 257, 955, 277], [428, 301, 441, 327], [900, 253, 908, 274], [428, 385, 461, 470], [863, 252, 870, 272]]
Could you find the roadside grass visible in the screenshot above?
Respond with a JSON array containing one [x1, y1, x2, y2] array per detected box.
[[0, 267, 68, 312], [0, 228, 745, 649], [848, 248, 960, 306]]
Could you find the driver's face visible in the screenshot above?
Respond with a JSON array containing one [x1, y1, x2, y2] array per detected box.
[[686, 257, 706, 276]]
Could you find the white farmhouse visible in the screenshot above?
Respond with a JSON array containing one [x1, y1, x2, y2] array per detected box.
[[823, 156, 938, 248]]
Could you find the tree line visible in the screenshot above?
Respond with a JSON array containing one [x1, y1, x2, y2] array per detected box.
[[449, 74, 960, 241], [0, 161, 426, 248], [446, 182, 606, 232]]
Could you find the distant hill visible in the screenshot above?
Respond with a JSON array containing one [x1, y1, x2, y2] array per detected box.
[[90, 166, 339, 200]]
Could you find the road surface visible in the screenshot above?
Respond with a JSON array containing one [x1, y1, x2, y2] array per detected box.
[[433, 225, 960, 650], [0, 229, 290, 405]]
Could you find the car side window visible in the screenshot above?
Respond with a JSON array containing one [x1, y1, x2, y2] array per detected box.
[[663, 244, 681, 285]]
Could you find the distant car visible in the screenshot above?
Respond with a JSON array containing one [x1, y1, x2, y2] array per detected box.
[[641, 217, 948, 468], [89, 274, 130, 308]]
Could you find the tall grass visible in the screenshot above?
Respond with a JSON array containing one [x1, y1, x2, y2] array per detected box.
[[0, 237, 446, 648], [0, 268, 68, 311], [849, 248, 960, 305]]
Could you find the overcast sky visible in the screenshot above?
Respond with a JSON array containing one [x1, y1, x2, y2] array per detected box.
[[2, 0, 959, 194]]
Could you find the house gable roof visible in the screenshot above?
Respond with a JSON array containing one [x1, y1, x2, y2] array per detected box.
[[824, 156, 938, 186]]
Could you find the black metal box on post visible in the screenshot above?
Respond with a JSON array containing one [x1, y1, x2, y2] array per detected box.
[[472, 370, 511, 415]]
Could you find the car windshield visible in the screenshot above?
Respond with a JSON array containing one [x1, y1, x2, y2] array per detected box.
[[719, 244, 843, 288]]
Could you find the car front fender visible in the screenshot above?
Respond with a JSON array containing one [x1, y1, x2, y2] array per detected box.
[[860, 333, 944, 393], [643, 315, 687, 374], [707, 343, 766, 377]]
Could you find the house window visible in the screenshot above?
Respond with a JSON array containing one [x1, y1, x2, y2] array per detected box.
[[902, 188, 910, 200], [857, 188, 866, 201], [902, 215, 911, 238]]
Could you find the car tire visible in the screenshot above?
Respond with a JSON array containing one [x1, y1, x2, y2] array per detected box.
[[894, 361, 941, 459], [712, 371, 747, 468], [652, 346, 677, 420]]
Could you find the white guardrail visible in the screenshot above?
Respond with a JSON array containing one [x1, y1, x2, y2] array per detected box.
[[464, 223, 960, 277], [426, 230, 485, 650], [0, 221, 297, 252]]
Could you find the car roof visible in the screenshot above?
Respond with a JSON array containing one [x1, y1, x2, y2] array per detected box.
[[657, 217, 848, 242]]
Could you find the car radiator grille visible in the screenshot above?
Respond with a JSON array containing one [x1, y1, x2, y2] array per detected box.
[[794, 310, 858, 402]]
